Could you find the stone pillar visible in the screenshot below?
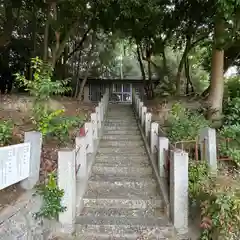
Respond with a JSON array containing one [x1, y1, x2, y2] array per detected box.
[[85, 122, 93, 153], [95, 106, 101, 129], [21, 131, 42, 190], [150, 122, 159, 153], [141, 106, 147, 127], [170, 149, 188, 234], [145, 112, 152, 138], [91, 113, 98, 140], [138, 102, 143, 119], [99, 102, 104, 122], [199, 127, 217, 174], [83, 85, 90, 102], [158, 137, 169, 178], [58, 149, 76, 234], [75, 136, 87, 178]]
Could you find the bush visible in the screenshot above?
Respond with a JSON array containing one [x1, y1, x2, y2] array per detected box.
[[0, 120, 13, 146], [189, 161, 240, 240], [15, 57, 77, 141], [167, 103, 209, 142]]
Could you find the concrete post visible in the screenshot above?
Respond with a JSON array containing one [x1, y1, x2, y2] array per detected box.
[[58, 149, 76, 234], [158, 137, 169, 178], [138, 102, 143, 119], [76, 136, 87, 178], [141, 106, 147, 127], [170, 149, 188, 234], [85, 122, 93, 153], [150, 122, 159, 153], [91, 113, 98, 140], [99, 102, 104, 122], [95, 106, 101, 129], [21, 131, 42, 190], [199, 127, 217, 174], [145, 112, 152, 138]]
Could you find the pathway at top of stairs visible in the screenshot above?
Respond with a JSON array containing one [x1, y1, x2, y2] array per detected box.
[[75, 104, 183, 240]]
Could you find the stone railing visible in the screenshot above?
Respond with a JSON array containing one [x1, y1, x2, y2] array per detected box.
[[132, 90, 189, 235], [132, 90, 218, 235], [58, 89, 109, 233]]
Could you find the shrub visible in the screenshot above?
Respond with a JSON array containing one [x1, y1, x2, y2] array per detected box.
[[167, 103, 209, 142], [34, 172, 66, 220], [0, 120, 13, 146], [15, 57, 74, 140]]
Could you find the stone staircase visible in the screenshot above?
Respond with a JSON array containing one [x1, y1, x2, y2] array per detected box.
[[75, 104, 178, 239]]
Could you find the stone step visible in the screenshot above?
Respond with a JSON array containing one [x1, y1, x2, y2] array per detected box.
[[92, 165, 153, 176], [96, 152, 149, 161], [95, 158, 150, 167], [103, 129, 140, 135], [99, 139, 143, 148], [79, 207, 164, 218], [104, 119, 136, 124], [86, 180, 158, 198], [104, 126, 139, 131], [83, 195, 163, 209], [101, 134, 142, 141], [75, 216, 174, 239], [89, 173, 156, 183], [97, 146, 146, 154]]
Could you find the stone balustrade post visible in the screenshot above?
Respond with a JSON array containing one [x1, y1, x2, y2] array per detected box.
[[170, 149, 189, 234], [199, 127, 217, 174], [58, 149, 76, 234], [75, 136, 87, 178], [145, 112, 152, 138], [99, 102, 104, 122], [95, 106, 101, 129], [91, 113, 98, 140], [85, 122, 93, 153], [21, 131, 42, 190], [141, 106, 147, 127], [158, 137, 169, 178], [150, 122, 159, 153], [138, 102, 143, 119]]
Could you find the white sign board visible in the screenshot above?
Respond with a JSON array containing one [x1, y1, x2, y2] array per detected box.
[[0, 142, 31, 190]]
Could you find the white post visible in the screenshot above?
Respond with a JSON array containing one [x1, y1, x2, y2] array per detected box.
[[138, 102, 143, 119], [96, 106, 101, 129], [58, 149, 76, 234], [150, 122, 159, 153], [99, 102, 104, 122], [91, 113, 98, 140], [170, 149, 189, 234], [85, 122, 93, 153], [76, 136, 87, 178], [136, 98, 140, 115], [158, 137, 169, 178], [141, 106, 147, 127], [21, 131, 42, 190], [145, 112, 152, 138], [199, 127, 217, 174]]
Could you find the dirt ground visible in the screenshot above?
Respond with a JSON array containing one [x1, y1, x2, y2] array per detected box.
[[0, 94, 95, 212]]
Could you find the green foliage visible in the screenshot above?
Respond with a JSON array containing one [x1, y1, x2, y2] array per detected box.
[[15, 57, 77, 141], [34, 173, 66, 220], [189, 161, 209, 200], [219, 124, 240, 165], [167, 103, 209, 142], [223, 98, 240, 125], [0, 120, 13, 146], [189, 161, 240, 239], [199, 180, 240, 240]]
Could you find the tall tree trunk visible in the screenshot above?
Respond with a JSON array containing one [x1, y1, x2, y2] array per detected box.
[[184, 56, 194, 95], [30, 5, 37, 80], [207, 18, 225, 120], [176, 36, 191, 95], [43, 4, 50, 61], [77, 33, 96, 100], [136, 44, 146, 84]]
